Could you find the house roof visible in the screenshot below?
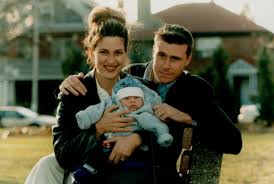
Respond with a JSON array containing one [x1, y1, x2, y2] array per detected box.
[[154, 2, 268, 35], [131, 2, 269, 40]]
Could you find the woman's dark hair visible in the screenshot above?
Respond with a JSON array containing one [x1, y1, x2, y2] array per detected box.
[[154, 24, 194, 57], [83, 7, 129, 65]]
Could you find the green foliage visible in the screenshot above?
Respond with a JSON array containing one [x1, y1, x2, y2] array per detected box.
[[129, 41, 152, 63], [0, 0, 32, 44], [62, 45, 89, 76], [199, 46, 239, 122], [257, 47, 274, 126]]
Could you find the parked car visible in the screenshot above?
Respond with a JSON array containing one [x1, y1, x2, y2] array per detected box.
[[0, 106, 56, 128]]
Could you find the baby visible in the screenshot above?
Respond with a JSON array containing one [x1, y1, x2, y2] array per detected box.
[[73, 75, 173, 183], [76, 75, 173, 145]]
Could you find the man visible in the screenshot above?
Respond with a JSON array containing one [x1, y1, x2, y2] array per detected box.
[[60, 24, 242, 183]]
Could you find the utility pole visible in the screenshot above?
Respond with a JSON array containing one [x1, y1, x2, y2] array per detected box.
[[117, 0, 124, 9], [31, 0, 39, 112]]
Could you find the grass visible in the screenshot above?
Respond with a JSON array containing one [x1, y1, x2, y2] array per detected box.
[[0, 128, 274, 184], [220, 131, 274, 184], [0, 135, 53, 184]]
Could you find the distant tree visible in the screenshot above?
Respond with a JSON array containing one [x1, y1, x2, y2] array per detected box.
[[129, 41, 153, 63], [0, 0, 32, 44], [62, 44, 89, 76], [0, 0, 95, 44], [257, 47, 274, 126], [199, 46, 239, 123]]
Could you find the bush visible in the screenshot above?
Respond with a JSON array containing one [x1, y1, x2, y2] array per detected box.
[[199, 46, 239, 123], [62, 45, 89, 76], [257, 47, 274, 126]]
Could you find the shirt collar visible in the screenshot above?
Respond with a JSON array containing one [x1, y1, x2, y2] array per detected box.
[[143, 61, 153, 81], [143, 61, 176, 86], [96, 80, 109, 101], [91, 69, 110, 101], [143, 62, 176, 102]]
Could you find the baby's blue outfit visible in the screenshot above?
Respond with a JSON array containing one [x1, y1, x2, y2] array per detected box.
[[75, 75, 173, 147]]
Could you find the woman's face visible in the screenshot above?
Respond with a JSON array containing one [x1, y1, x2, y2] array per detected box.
[[92, 36, 126, 81]]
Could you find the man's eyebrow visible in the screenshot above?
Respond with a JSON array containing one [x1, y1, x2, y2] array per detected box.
[[157, 51, 166, 55], [170, 55, 182, 60], [115, 48, 124, 52], [98, 48, 108, 51]]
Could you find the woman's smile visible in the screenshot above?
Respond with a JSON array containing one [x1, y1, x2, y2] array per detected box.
[[104, 65, 118, 72]]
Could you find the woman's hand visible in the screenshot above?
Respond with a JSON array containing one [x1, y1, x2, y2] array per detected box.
[[59, 72, 87, 96], [153, 103, 192, 124], [95, 105, 134, 138], [103, 133, 142, 164]]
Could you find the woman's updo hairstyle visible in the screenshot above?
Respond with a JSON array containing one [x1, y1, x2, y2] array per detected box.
[[83, 7, 128, 65]]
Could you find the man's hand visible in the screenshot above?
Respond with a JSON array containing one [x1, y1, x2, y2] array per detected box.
[[153, 103, 192, 124], [95, 105, 134, 138], [59, 72, 87, 96], [103, 133, 142, 164]]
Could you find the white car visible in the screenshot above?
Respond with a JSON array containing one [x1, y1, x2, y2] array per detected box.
[[0, 106, 56, 128]]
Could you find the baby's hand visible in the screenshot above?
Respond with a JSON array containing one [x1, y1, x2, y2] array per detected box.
[[95, 105, 134, 138]]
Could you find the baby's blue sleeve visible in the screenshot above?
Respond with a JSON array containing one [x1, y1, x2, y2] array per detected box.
[[76, 98, 112, 129], [134, 112, 173, 147]]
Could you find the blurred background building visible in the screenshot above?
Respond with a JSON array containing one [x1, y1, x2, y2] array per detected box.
[[0, 0, 273, 119]]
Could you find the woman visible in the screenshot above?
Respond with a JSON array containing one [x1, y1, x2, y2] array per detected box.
[[25, 7, 153, 184]]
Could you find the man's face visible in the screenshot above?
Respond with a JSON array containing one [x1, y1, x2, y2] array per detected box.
[[152, 39, 191, 84]]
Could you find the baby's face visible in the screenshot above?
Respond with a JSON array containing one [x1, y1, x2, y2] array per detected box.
[[120, 96, 143, 112]]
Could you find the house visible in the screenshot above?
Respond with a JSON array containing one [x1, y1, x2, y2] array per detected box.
[[0, 0, 93, 114]]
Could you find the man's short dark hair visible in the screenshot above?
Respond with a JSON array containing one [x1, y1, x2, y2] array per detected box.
[[154, 24, 194, 56]]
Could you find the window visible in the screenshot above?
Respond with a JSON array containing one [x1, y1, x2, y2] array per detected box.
[[2, 111, 25, 119], [196, 37, 222, 58], [39, 1, 54, 22]]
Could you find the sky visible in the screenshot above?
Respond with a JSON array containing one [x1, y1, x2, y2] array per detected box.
[[95, 0, 274, 33]]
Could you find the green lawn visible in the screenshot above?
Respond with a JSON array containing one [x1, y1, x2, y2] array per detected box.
[[220, 131, 274, 184], [0, 135, 53, 184], [0, 129, 274, 184]]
